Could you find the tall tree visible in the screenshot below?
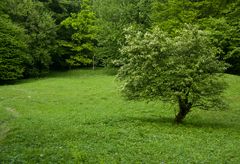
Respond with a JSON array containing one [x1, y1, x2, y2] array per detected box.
[[2, 0, 57, 76], [118, 25, 228, 123], [0, 14, 29, 82], [61, 0, 98, 67], [151, 0, 240, 74], [39, 0, 84, 69], [223, 1, 240, 74], [93, 0, 152, 67]]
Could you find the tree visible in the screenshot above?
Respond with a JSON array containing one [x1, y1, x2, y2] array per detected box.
[[93, 0, 152, 67], [41, 0, 84, 69], [151, 0, 240, 74], [2, 0, 57, 77], [0, 14, 29, 82], [61, 0, 98, 67], [118, 25, 228, 123], [40, 0, 81, 24], [223, 0, 240, 74], [151, 0, 197, 33], [25, 7, 57, 76]]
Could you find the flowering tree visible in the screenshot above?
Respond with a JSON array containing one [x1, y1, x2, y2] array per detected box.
[[118, 26, 228, 123]]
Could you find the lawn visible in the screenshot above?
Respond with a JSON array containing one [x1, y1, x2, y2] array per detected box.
[[0, 69, 240, 163]]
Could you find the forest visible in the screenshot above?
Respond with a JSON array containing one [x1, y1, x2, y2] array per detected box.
[[0, 0, 239, 82]]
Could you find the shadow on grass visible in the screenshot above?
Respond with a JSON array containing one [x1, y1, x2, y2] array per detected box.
[[0, 68, 110, 86], [0, 78, 39, 86], [182, 120, 240, 130], [47, 68, 106, 78], [101, 115, 240, 131]]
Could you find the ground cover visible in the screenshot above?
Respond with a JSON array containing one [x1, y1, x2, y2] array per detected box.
[[0, 69, 240, 163]]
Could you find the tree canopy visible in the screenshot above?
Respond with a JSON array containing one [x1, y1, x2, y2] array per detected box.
[[61, 0, 97, 67], [118, 25, 228, 123], [0, 0, 239, 81], [0, 14, 29, 82]]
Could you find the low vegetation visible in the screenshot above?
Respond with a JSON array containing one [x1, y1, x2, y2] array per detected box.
[[1, 69, 240, 163]]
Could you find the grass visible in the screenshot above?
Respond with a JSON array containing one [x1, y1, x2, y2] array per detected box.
[[0, 69, 240, 163]]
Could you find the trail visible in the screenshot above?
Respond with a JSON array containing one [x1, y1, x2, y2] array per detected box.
[[0, 107, 20, 142]]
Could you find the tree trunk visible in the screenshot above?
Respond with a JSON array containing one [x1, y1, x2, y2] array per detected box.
[[174, 97, 191, 124], [92, 55, 95, 70]]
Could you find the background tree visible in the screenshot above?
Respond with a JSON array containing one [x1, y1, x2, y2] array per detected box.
[[40, 0, 83, 69], [2, 0, 57, 77], [0, 14, 29, 82], [151, 0, 240, 74], [93, 0, 152, 67], [223, 0, 240, 74], [61, 0, 98, 68], [0, 0, 239, 82], [118, 25, 228, 123]]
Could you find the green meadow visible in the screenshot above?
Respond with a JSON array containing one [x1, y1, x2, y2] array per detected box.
[[0, 69, 240, 163]]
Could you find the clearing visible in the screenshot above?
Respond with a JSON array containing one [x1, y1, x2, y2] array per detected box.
[[0, 69, 240, 163]]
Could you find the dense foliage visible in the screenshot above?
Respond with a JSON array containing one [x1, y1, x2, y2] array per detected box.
[[0, 0, 239, 82], [118, 26, 228, 122], [0, 14, 29, 82], [1, 0, 57, 77], [93, 0, 152, 67], [61, 0, 97, 67], [151, 0, 240, 74]]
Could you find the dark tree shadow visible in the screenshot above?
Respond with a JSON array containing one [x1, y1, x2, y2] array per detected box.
[[0, 78, 37, 86], [0, 68, 109, 86], [119, 115, 240, 131], [182, 120, 240, 130]]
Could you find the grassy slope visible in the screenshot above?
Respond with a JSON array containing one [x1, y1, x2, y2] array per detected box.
[[0, 69, 240, 163]]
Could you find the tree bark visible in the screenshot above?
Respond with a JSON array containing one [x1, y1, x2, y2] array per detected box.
[[174, 97, 192, 124]]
